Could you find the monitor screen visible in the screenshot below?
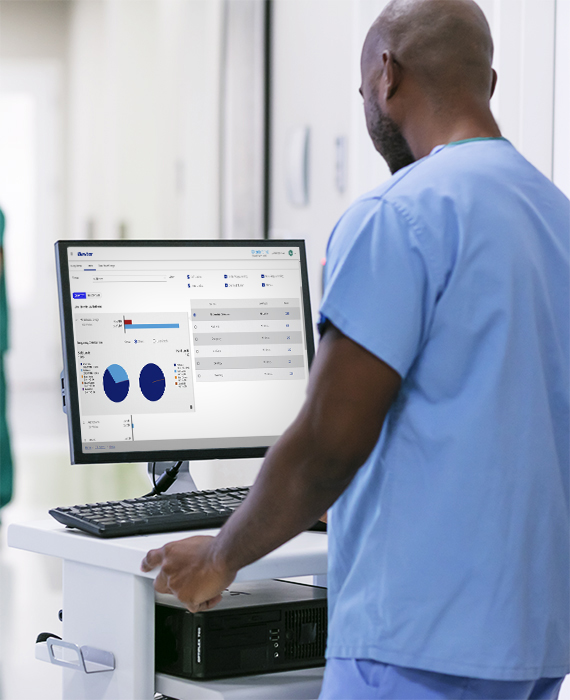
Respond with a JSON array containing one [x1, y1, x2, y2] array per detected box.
[[55, 240, 314, 464]]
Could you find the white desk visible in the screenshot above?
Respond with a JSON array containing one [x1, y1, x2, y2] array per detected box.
[[8, 520, 328, 700]]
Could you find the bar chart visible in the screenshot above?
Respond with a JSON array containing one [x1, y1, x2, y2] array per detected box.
[[124, 318, 180, 331]]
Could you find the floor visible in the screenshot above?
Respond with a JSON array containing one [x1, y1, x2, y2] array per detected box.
[[1, 387, 569, 700]]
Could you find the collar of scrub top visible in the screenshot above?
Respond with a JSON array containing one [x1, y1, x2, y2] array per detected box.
[[430, 136, 510, 157]]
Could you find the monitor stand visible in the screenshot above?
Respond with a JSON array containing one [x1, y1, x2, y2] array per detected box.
[[147, 461, 198, 494], [146, 458, 263, 496]]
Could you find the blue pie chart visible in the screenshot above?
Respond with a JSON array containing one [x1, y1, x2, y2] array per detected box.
[[139, 363, 166, 402], [103, 364, 130, 403]]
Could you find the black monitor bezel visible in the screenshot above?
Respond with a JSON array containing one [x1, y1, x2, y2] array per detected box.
[[56, 239, 315, 465]]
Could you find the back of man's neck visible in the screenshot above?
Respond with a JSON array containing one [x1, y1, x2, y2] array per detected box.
[[405, 109, 502, 161]]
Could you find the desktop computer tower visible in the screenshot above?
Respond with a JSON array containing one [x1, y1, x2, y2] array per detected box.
[[155, 579, 327, 680]]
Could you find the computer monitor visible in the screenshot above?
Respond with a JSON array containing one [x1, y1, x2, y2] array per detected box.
[[55, 240, 314, 466]]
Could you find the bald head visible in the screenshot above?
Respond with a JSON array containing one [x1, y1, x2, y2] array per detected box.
[[364, 0, 494, 103], [359, 0, 499, 172]]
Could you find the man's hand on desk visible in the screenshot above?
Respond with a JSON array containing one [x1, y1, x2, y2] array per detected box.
[[141, 324, 400, 613], [141, 535, 237, 613]]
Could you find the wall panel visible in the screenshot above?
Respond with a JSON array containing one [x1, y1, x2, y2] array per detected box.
[[553, 0, 570, 197]]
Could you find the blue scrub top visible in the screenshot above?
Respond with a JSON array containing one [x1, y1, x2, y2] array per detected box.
[[320, 139, 570, 681]]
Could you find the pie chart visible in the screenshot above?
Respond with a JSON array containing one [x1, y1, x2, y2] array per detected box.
[[103, 364, 130, 403], [139, 363, 166, 401]]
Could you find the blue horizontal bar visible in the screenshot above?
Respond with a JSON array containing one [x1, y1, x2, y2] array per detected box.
[[125, 324, 179, 329]]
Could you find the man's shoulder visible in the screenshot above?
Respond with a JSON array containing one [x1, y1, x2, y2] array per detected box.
[[329, 140, 568, 262], [333, 164, 419, 233], [385, 139, 561, 202], [327, 160, 435, 263], [338, 142, 496, 223], [331, 155, 443, 248], [359, 140, 567, 229]]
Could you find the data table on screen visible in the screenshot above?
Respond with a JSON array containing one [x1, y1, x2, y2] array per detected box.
[[192, 298, 305, 383]]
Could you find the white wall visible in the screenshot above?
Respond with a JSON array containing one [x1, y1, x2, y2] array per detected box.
[[0, 0, 69, 61], [156, 0, 223, 240], [221, 0, 266, 240], [68, 0, 224, 242], [479, 0, 557, 178], [0, 0, 69, 390], [553, 0, 570, 197], [270, 0, 369, 322]]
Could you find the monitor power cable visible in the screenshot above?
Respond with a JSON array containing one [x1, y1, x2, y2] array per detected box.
[[144, 460, 183, 497]]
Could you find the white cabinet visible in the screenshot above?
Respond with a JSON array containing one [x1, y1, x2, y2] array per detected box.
[[68, 0, 224, 242]]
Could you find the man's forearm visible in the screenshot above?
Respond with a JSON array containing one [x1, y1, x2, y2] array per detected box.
[[141, 326, 401, 611], [211, 411, 354, 576]]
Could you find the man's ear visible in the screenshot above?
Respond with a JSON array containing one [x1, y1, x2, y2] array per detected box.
[[383, 50, 402, 101], [490, 68, 498, 98]]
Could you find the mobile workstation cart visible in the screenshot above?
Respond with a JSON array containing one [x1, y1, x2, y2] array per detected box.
[[8, 521, 328, 700]]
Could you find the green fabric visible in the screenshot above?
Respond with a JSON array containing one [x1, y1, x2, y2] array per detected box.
[[0, 208, 14, 509], [447, 137, 509, 147], [0, 209, 7, 352]]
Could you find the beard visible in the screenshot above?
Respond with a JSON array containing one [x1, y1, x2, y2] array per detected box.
[[366, 98, 415, 174]]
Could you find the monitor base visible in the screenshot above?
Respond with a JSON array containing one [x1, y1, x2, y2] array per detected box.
[[147, 461, 198, 494]]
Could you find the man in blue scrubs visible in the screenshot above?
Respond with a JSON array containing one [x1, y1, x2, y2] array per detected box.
[[143, 0, 569, 697]]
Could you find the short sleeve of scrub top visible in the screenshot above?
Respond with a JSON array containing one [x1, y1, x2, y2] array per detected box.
[[321, 197, 442, 379]]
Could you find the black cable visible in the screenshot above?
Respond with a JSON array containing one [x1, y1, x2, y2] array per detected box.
[[143, 461, 183, 497]]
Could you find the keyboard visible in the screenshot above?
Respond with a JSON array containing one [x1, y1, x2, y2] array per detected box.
[[49, 486, 328, 538], [49, 487, 250, 538]]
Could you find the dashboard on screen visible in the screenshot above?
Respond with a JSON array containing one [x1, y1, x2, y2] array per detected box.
[[56, 241, 314, 464]]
